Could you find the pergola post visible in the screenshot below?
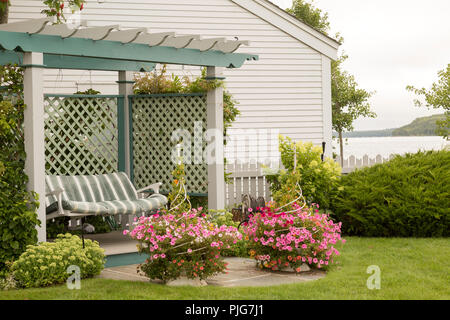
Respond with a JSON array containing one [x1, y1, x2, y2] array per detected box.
[[23, 52, 46, 243], [206, 66, 225, 210], [117, 71, 135, 177]]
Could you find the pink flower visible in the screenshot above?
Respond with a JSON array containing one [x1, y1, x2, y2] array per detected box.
[[187, 249, 193, 253]]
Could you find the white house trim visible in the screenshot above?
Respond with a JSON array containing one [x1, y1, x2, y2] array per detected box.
[[321, 55, 333, 158], [231, 0, 339, 60]]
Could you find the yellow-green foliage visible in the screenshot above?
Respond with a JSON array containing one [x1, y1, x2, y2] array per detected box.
[[12, 234, 105, 288], [266, 136, 342, 209], [332, 150, 450, 237]]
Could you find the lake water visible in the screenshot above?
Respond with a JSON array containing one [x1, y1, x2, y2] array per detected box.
[[333, 136, 448, 158]]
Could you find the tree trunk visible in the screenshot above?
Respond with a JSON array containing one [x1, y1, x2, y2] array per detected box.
[[0, 4, 9, 24], [338, 130, 344, 167]]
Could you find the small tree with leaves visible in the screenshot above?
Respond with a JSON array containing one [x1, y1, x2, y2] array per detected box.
[[406, 64, 450, 139]]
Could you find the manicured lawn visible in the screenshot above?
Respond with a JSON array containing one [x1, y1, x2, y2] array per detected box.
[[1, 237, 448, 300]]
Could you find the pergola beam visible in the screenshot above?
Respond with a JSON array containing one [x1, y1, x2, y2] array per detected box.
[[0, 51, 156, 72], [0, 31, 258, 69]]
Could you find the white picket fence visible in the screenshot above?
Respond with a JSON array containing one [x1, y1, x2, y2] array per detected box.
[[224, 154, 393, 207], [225, 162, 275, 208], [336, 154, 394, 174]]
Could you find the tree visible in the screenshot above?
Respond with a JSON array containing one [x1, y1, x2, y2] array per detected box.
[[406, 64, 450, 139], [332, 55, 375, 163], [287, 0, 376, 164]]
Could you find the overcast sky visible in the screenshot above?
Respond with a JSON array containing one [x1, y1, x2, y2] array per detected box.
[[271, 0, 450, 130]]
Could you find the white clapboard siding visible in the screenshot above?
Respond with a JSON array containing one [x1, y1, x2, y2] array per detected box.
[[9, 0, 331, 160]]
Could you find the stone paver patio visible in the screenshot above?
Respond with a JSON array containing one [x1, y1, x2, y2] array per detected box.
[[98, 257, 326, 287]]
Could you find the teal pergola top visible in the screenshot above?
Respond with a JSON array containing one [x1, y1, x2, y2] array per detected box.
[[0, 18, 259, 71]]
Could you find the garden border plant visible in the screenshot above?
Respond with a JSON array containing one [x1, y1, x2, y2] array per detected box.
[[0, 64, 40, 277]]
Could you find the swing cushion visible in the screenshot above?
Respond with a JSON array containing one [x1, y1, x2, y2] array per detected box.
[[45, 172, 167, 216]]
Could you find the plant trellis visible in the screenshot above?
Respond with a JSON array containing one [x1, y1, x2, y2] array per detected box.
[[131, 94, 208, 194], [44, 95, 120, 176]]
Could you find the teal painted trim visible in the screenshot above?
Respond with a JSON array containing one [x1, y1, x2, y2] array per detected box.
[[1, 50, 157, 72], [128, 96, 135, 184], [44, 94, 124, 98], [129, 93, 205, 98], [0, 50, 22, 65], [117, 96, 126, 173], [20, 64, 46, 68], [0, 31, 258, 69], [45, 54, 156, 72], [105, 252, 147, 268]]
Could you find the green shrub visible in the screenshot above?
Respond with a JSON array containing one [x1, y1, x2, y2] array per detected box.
[[331, 150, 450, 237], [266, 136, 342, 209], [11, 234, 105, 288], [0, 65, 40, 277]]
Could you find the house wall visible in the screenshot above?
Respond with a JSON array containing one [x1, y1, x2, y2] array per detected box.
[[9, 0, 332, 162]]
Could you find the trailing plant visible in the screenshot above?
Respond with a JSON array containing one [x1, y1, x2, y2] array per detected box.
[[0, 64, 40, 277], [243, 204, 345, 272], [124, 209, 241, 283], [11, 233, 105, 288], [266, 136, 342, 210], [125, 160, 242, 282], [331, 150, 450, 237]]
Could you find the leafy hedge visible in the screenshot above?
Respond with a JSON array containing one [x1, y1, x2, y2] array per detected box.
[[331, 150, 450, 237], [0, 65, 40, 277]]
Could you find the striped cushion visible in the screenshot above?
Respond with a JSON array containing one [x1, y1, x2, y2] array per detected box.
[[98, 195, 168, 215], [134, 194, 168, 213], [46, 200, 109, 215], [45, 172, 165, 215]]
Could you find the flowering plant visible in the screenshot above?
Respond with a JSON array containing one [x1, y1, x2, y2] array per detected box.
[[125, 208, 242, 283], [243, 204, 345, 272]]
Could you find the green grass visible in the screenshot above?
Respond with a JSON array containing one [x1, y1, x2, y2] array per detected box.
[[1, 237, 449, 300]]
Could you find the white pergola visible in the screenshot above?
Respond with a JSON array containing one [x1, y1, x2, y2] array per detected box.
[[0, 18, 258, 242]]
